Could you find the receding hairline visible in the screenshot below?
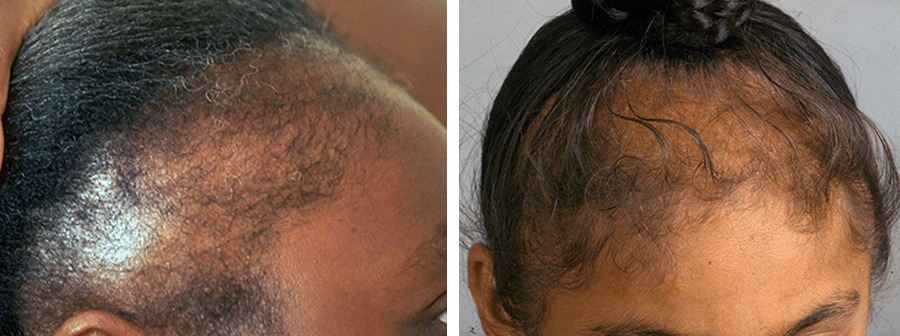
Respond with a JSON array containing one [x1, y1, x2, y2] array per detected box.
[[509, 59, 881, 318], [15, 34, 410, 334], [125, 35, 406, 249]]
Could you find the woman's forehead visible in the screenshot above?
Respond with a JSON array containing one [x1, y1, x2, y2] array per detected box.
[[542, 188, 872, 335]]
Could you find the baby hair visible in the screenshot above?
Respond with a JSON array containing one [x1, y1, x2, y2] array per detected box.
[[477, 0, 900, 333]]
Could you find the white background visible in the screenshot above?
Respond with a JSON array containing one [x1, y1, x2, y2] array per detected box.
[[459, 1, 900, 334]]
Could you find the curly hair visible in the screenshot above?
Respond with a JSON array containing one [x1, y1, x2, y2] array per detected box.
[[478, 0, 900, 333], [0, 0, 394, 334]]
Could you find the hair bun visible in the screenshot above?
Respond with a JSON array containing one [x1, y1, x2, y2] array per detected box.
[[572, 0, 756, 48]]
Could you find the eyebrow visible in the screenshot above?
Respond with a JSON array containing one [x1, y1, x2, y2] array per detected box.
[[587, 322, 682, 336], [778, 290, 860, 336], [584, 291, 860, 336]]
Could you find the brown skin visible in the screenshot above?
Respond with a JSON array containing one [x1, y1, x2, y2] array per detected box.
[[51, 48, 447, 336], [309, 0, 447, 125], [1, 0, 446, 165], [0, 0, 56, 161], [469, 186, 872, 336], [273, 78, 447, 335], [8, 1, 446, 333]]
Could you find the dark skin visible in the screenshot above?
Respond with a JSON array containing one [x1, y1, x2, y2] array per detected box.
[[49, 53, 447, 335], [469, 181, 871, 336], [0, 0, 447, 159], [468, 65, 875, 335], [271, 64, 447, 334], [309, 0, 447, 125], [3, 0, 447, 334], [46, 35, 446, 336]]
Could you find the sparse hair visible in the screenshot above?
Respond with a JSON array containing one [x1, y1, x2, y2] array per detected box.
[[478, 0, 900, 333], [0, 0, 393, 335]]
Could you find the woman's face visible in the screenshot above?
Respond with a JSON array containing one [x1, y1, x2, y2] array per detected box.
[[539, 194, 872, 336], [471, 189, 872, 336]]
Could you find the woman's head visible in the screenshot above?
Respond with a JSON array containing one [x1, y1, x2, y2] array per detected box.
[[1, 0, 446, 335], [469, 0, 900, 334]]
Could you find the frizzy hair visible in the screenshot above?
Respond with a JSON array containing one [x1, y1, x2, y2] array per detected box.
[[477, 0, 900, 333], [0, 0, 379, 335]]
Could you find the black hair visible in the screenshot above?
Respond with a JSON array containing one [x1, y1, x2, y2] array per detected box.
[[0, 0, 390, 334], [478, 0, 900, 333]]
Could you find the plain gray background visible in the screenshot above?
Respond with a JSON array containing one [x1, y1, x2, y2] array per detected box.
[[459, 1, 900, 334]]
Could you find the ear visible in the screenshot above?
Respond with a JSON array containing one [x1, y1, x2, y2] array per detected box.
[[467, 243, 523, 336], [53, 311, 147, 336]]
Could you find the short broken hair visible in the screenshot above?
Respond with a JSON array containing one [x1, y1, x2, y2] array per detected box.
[[0, 0, 393, 334]]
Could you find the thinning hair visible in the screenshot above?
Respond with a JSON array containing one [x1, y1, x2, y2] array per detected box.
[[478, 0, 900, 333], [0, 0, 393, 334]]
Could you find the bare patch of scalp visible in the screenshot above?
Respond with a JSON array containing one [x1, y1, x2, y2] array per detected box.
[[131, 43, 394, 230], [1, 0, 401, 332], [13, 42, 397, 335], [116, 43, 395, 334]]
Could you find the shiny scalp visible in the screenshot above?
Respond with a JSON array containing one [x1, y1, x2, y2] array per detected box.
[[0, 0, 377, 335]]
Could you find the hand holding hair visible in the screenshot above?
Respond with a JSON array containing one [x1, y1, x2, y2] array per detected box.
[[0, 0, 56, 164]]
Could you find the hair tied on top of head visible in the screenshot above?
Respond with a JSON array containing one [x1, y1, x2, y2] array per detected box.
[[571, 0, 757, 48]]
